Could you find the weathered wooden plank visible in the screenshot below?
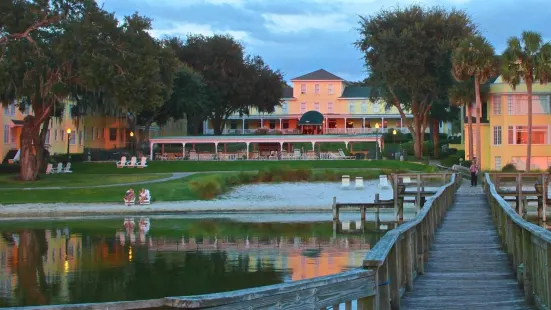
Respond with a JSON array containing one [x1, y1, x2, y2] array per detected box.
[[10, 299, 166, 310], [164, 269, 376, 309], [401, 183, 535, 310]]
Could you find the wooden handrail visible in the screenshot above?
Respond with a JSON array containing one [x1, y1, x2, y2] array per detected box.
[[362, 173, 461, 309], [484, 173, 551, 310]]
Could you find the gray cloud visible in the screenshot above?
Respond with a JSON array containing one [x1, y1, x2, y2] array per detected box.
[[99, 0, 551, 82]]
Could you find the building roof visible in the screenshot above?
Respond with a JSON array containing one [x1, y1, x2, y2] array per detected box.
[[291, 69, 344, 81], [340, 86, 373, 98], [282, 84, 294, 99], [11, 119, 24, 125]]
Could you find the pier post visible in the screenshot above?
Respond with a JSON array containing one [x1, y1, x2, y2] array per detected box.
[[416, 174, 421, 212], [375, 193, 380, 227], [332, 196, 338, 221], [361, 206, 366, 222], [535, 182, 543, 221], [397, 185, 405, 222]]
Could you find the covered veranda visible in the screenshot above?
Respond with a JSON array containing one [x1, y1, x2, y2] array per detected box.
[[149, 134, 383, 160]]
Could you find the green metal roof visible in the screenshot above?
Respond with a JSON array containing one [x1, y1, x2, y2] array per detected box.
[[341, 86, 373, 98], [298, 110, 324, 125]]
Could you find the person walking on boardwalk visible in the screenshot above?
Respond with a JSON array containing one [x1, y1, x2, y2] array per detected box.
[[470, 161, 479, 186]]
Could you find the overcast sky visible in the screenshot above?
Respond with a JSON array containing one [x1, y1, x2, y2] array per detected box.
[[98, 0, 551, 82]]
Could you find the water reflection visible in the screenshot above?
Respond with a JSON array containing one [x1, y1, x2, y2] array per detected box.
[[0, 217, 383, 307]]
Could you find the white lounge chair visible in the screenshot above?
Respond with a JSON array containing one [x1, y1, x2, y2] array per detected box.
[[124, 196, 135, 206], [136, 157, 148, 168], [341, 175, 351, 189], [341, 221, 351, 231], [139, 189, 151, 205], [45, 163, 53, 175], [355, 177, 364, 189], [53, 162, 63, 173], [379, 175, 391, 189], [126, 156, 137, 168], [116, 156, 127, 168], [62, 162, 72, 173], [338, 149, 356, 160]]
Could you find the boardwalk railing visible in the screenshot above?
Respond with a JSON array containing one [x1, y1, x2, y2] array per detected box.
[[485, 172, 551, 310], [24, 173, 461, 310]]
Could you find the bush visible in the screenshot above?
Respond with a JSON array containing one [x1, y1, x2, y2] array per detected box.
[[0, 164, 20, 174], [440, 155, 461, 168], [502, 163, 518, 172], [51, 153, 86, 163]]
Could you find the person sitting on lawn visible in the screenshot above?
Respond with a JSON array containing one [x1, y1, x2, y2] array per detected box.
[[138, 188, 150, 204], [124, 188, 135, 205]]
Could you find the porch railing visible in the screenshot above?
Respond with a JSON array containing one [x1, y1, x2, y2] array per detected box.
[[204, 127, 410, 135]]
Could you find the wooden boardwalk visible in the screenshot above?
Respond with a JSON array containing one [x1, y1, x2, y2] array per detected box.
[[401, 183, 534, 310]]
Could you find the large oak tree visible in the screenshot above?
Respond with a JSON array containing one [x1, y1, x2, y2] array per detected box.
[[1, 1, 174, 180], [356, 4, 475, 158], [176, 34, 285, 135]]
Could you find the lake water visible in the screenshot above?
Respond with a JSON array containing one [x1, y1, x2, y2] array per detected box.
[[0, 215, 386, 307]]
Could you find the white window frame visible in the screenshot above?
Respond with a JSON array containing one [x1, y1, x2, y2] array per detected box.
[[2, 106, 8, 115], [328, 84, 334, 95], [327, 102, 333, 113], [493, 95, 501, 115], [9, 104, 16, 116], [45, 129, 50, 144], [495, 156, 502, 171], [373, 103, 380, 113], [314, 84, 320, 95], [300, 84, 306, 95], [493, 126, 502, 145], [348, 102, 355, 113], [300, 102, 306, 113], [282, 102, 288, 113], [3, 125, 9, 144], [361, 102, 367, 113], [314, 102, 320, 111]]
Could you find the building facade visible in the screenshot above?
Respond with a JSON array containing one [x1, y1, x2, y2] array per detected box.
[[465, 76, 551, 171], [203, 69, 417, 135], [1, 101, 186, 163]]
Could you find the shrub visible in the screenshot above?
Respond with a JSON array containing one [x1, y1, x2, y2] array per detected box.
[[440, 155, 461, 168], [502, 163, 518, 172], [0, 164, 20, 174]]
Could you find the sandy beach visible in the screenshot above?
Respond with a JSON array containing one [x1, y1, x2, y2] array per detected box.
[[0, 181, 420, 219]]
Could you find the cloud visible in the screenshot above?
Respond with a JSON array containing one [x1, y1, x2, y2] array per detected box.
[[262, 13, 350, 33], [148, 22, 260, 45]]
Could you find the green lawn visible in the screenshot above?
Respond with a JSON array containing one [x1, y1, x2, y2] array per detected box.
[[0, 173, 171, 188], [70, 160, 433, 174], [0, 168, 393, 204]]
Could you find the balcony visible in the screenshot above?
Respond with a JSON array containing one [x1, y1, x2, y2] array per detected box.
[[204, 127, 410, 135]]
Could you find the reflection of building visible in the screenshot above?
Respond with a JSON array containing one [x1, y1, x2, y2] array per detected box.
[[0, 236, 18, 300], [150, 235, 370, 281]]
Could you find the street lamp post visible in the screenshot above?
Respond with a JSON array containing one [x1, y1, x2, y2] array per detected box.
[[129, 131, 134, 155], [375, 123, 380, 160], [66, 128, 71, 160]]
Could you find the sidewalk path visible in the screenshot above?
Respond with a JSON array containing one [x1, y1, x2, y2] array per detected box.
[[0, 172, 195, 191]]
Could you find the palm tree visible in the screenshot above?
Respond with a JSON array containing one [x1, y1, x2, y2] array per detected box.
[[501, 31, 551, 171], [452, 36, 499, 169], [449, 81, 476, 162]]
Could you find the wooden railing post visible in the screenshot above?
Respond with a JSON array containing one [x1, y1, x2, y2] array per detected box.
[[522, 228, 534, 305], [377, 263, 390, 310], [547, 243, 551, 308], [405, 230, 413, 291], [389, 245, 400, 310], [333, 196, 338, 220], [417, 222, 425, 275]]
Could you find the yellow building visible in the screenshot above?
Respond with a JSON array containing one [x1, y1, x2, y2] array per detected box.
[[465, 76, 551, 171], [1, 101, 186, 162], [204, 69, 453, 135]]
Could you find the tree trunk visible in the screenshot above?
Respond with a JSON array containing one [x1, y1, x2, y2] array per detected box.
[[466, 103, 474, 162], [212, 117, 224, 135], [474, 79, 483, 169], [19, 116, 42, 181], [413, 116, 423, 159], [526, 78, 533, 171], [432, 119, 439, 158]]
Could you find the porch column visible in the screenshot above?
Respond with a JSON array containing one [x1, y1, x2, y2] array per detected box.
[[279, 118, 282, 129], [214, 142, 219, 154], [311, 141, 316, 151], [344, 141, 349, 149], [362, 117, 365, 128], [245, 142, 250, 159], [280, 141, 284, 152], [400, 118, 403, 133], [260, 118, 264, 128], [182, 143, 186, 158], [344, 118, 347, 134], [150, 142, 154, 160], [381, 117, 384, 132], [242, 118, 245, 133]]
